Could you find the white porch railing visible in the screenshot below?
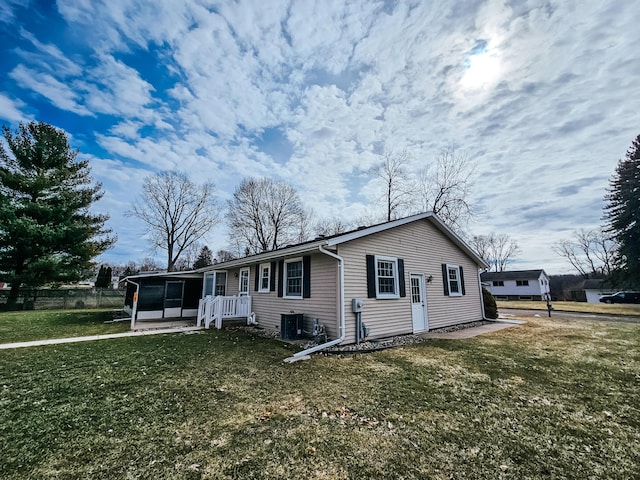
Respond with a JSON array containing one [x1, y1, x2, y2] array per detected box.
[[197, 295, 254, 329]]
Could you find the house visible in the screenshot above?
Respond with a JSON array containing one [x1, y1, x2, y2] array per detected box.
[[481, 270, 550, 301], [124, 212, 489, 354], [580, 279, 619, 303]]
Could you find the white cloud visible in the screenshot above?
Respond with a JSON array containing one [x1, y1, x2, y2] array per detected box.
[[84, 54, 158, 120], [0, 93, 30, 124], [9, 64, 93, 116], [5, 0, 640, 273]]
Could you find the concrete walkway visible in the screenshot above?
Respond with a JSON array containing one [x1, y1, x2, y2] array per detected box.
[[421, 320, 525, 340], [0, 326, 204, 350]]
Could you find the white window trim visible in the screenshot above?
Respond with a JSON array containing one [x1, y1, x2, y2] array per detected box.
[[238, 268, 250, 295], [203, 271, 227, 297], [258, 263, 271, 293], [283, 257, 303, 299], [375, 255, 400, 299], [203, 272, 215, 297], [446, 264, 463, 297], [215, 271, 227, 297]]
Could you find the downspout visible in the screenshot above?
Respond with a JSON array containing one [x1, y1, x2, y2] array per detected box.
[[284, 245, 346, 362], [127, 279, 140, 330]]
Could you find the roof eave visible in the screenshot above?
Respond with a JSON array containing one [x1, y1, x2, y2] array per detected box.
[[198, 240, 328, 272]]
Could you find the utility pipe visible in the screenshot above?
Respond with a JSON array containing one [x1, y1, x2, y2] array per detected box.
[[126, 279, 140, 330], [284, 245, 346, 362]]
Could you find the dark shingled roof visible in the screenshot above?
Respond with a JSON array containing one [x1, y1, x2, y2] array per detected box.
[[481, 270, 547, 281]]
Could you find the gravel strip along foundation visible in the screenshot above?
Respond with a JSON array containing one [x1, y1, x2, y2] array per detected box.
[[234, 320, 494, 354]]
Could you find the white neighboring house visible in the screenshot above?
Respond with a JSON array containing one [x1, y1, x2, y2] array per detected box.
[[582, 279, 620, 303], [481, 270, 551, 301]]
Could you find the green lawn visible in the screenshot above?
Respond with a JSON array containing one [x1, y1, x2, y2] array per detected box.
[[0, 309, 130, 344], [1, 313, 639, 479], [497, 300, 640, 316]]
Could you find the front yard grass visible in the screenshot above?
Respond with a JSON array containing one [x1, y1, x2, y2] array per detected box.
[[1, 313, 639, 479], [497, 300, 640, 316], [0, 309, 130, 344]]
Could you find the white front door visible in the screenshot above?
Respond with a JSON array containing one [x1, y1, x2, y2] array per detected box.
[[238, 268, 249, 296], [410, 273, 428, 332]]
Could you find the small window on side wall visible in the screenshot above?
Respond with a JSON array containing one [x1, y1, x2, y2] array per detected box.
[[442, 263, 465, 297]]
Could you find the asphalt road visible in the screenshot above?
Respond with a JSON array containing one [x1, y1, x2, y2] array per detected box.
[[499, 308, 640, 324]]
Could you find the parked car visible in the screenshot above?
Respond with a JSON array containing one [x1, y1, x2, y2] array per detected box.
[[599, 291, 640, 304]]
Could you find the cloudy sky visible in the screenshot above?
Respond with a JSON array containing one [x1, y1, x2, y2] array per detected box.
[[1, 0, 639, 274]]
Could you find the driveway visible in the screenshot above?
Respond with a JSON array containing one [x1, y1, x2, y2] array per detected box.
[[500, 308, 640, 324]]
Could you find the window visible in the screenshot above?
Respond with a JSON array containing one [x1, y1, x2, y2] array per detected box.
[[239, 268, 249, 295], [258, 263, 270, 293], [442, 264, 464, 296], [203, 272, 227, 297], [284, 259, 303, 298], [366, 255, 405, 299], [375, 255, 399, 298], [493, 280, 504, 287], [516, 280, 529, 286], [447, 265, 463, 296], [203, 272, 214, 296], [215, 272, 226, 296]]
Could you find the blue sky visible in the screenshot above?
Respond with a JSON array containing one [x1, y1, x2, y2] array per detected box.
[[1, 0, 639, 274]]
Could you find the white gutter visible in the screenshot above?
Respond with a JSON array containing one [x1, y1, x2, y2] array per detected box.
[[126, 279, 140, 330], [284, 245, 346, 362]]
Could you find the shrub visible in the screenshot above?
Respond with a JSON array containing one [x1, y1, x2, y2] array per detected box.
[[482, 287, 498, 319]]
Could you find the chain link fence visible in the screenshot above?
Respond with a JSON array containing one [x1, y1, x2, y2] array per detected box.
[[0, 288, 126, 310]]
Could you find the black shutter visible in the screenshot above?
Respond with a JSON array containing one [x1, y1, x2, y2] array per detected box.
[[277, 260, 284, 297], [442, 264, 449, 296], [254, 264, 259, 291], [270, 261, 276, 292], [303, 255, 311, 298], [398, 259, 406, 297], [459, 266, 465, 295], [366, 255, 376, 298]]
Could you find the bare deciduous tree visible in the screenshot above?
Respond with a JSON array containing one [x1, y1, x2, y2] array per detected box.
[[552, 228, 617, 278], [469, 234, 492, 262], [227, 177, 310, 254], [470, 232, 521, 272], [415, 146, 475, 231], [129, 171, 219, 272], [370, 150, 414, 222], [314, 217, 353, 237], [214, 249, 237, 264]]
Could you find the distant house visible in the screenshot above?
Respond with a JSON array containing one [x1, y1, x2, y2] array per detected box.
[[581, 279, 619, 303], [124, 212, 490, 350], [481, 270, 550, 301]]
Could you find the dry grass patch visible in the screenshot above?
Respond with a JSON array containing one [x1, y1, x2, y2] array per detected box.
[[0, 309, 129, 343], [498, 300, 640, 316], [1, 313, 639, 479]]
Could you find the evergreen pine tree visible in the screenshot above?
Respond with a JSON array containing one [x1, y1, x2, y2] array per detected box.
[[0, 121, 115, 308], [193, 246, 214, 269], [603, 134, 640, 288]]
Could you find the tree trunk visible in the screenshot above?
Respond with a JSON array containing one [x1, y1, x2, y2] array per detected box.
[[6, 283, 21, 310]]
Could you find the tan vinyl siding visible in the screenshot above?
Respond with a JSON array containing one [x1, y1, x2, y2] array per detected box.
[[339, 218, 483, 344], [226, 253, 340, 338]]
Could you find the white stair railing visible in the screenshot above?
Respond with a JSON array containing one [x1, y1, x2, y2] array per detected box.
[[197, 295, 253, 330]]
